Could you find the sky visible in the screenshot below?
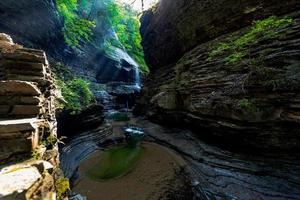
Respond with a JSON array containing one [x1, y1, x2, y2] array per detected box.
[[117, 0, 159, 11]]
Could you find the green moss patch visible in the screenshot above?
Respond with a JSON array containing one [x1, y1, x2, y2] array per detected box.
[[86, 145, 144, 181], [209, 16, 294, 63]]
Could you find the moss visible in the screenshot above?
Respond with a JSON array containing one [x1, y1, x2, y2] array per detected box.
[[86, 145, 144, 180], [238, 98, 258, 113], [225, 52, 246, 64], [63, 18, 96, 49], [208, 42, 231, 58], [30, 150, 40, 161], [55, 177, 70, 199], [40, 135, 57, 149], [209, 16, 294, 64]]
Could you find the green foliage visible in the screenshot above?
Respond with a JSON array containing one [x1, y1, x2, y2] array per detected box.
[[209, 42, 230, 58], [40, 135, 57, 149], [209, 16, 294, 63], [238, 98, 257, 113], [55, 177, 70, 199], [63, 18, 95, 48], [107, 2, 149, 73], [225, 52, 246, 64], [30, 150, 40, 160], [56, 0, 95, 48], [57, 78, 94, 112]]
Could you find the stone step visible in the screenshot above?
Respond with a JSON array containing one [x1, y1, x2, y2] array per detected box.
[[0, 96, 41, 105], [0, 81, 41, 96], [2, 49, 47, 65], [0, 118, 44, 161]]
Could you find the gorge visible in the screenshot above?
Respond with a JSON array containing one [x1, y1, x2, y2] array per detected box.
[[0, 0, 300, 200]]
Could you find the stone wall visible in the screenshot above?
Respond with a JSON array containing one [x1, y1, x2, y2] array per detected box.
[[0, 33, 63, 199]]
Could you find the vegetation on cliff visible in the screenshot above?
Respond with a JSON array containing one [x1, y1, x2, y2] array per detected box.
[[106, 2, 148, 73], [57, 78, 94, 112], [56, 0, 149, 72], [209, 16, 294, 64], [56, 0, 96, 48]]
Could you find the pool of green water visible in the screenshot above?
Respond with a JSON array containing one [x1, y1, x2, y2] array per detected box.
[[86, 145, 144, 181]]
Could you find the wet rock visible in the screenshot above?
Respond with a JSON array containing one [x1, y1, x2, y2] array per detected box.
[[138, 119, 300, 200], [57, 104, 105, 137], [59, 123, 113, 179]]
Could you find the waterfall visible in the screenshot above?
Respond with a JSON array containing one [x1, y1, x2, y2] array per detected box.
[[134, 65, 141, 91]]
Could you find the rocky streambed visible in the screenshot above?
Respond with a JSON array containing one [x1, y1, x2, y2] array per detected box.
[[59, 117, 194, 200], [59, 115, 300, 200]]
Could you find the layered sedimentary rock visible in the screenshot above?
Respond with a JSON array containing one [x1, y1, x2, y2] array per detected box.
[[0, 33, 62, 199], [141, 0, 300, 69], [137, 1, 300, 152], [137, 1, 300, 199]]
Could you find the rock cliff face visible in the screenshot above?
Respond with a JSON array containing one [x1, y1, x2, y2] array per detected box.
[[0, 0, 65, 60], [137, 0, 300, 152], [0, 33, 64, 199], [141, 0, 300, 69], [0, 0, 140, 86]]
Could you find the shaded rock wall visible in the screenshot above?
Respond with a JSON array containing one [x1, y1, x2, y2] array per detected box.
[[137, 2, 300, 152], [141, 0, 300, 70], [0, 0, 65, 60]]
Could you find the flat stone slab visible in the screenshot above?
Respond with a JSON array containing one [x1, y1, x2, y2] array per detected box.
[[0, 118, 43, 133], [0, 166, 41, 197], [0, 81, 41, 96]]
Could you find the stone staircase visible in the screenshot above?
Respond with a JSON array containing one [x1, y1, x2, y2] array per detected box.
[[0, 33, 61, 199]]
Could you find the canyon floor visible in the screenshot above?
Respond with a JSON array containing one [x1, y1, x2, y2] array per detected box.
[[73, 142, 191, 200]]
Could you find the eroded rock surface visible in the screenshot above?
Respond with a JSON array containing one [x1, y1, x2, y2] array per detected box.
[[137, 4, 300, 152], [137, 1, 300, 199], [137, 119, 300, 200]]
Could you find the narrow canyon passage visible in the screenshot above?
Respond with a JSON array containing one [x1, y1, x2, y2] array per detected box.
[[0, 0, 300, 200]]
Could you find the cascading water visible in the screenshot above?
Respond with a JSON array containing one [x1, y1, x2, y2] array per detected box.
[[134, 65, 141, 91]]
